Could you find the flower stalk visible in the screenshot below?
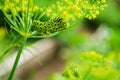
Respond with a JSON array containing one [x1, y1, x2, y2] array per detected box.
[[8, 37, 27, 80]]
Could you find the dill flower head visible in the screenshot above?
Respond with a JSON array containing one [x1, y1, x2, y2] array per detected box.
[[3, 0, 39, 16], [77, 51, 119, 80], [62, 63, 82, 80], [45, 0, 107, 20], [78, 51, 108, 67], [62, 51, 120, 80]]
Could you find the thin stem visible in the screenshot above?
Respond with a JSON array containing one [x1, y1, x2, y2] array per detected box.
[[30, 32, 59, 38], [26, 0, 30, 32], [0, 45, 15, 61], [8, 37, 27, 80], [83, 65, 93, 80]]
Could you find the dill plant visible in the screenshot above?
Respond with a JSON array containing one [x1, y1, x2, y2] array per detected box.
[[48, 51, 119, 80], [61, 51, 120, 80], [0, 0, 106, 80]]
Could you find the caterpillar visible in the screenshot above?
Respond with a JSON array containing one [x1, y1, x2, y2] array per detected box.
[[32, 17, 67, 36]]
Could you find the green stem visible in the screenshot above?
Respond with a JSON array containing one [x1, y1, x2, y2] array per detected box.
[[8, 37, 27, 80], [0, 46, 13, 61], [83, 65, 93, 80]]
